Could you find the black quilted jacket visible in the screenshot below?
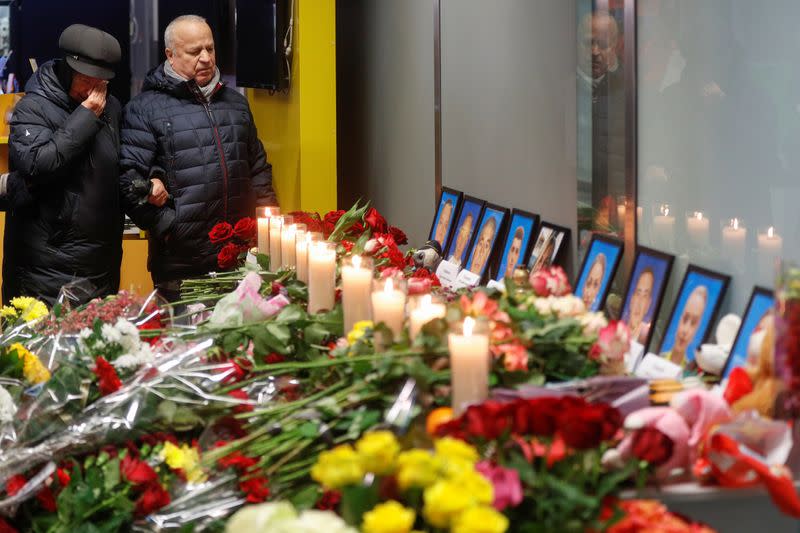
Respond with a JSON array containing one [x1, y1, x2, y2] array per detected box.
[[120, 64, 276, 283], [3, 59, 123, 304]]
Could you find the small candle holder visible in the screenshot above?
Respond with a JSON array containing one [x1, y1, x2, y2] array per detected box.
[[408, 293, 446, 340], [757, 226, 783, 282], [448, 316, 490, 415], [371, 274, 408, 345], [652, 203, 676, 249], [342, 255, 374, 334], [256, 208, 277, 255], [307, 241, 337, 314]]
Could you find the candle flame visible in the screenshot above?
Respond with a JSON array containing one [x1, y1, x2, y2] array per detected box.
[[660, 204, 670, 216], [352, 255, 362, 269], [694, 211, 703, 220], [768, 226, 775, 238], [732, 218, 739, 230], [385, 277, 394, 293], [463, 316, 475, 337]]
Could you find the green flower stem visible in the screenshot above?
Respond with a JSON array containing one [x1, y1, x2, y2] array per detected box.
[[235, 381, 352, 420]]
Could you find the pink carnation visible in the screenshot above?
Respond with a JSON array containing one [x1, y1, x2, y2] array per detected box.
[[590, 321, 631, 373], [476, 461, 524, 511], [529, 266, 571, 297]]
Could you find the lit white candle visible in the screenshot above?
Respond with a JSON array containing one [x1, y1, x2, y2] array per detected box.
[[257, 214, 270, 255], [371, 277, 407, 339], [653, 204, 675, 248], [722, 218, 747, 267], [281, 224, 298, 269], [686, 211, 710, 247], [308, 241, 337, 314], [449, 317, 490, 415], [758, 226, 783, 281], [269, 217, 283, 271], [409, 294, 446, 340], [342, 255, 373, 334], [296, 232, 312, 283]]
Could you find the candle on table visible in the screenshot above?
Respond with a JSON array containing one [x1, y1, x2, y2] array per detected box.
[[281, 221, 298, 269], [616, 196, 626, 226], [652, 204, 675, 248], [342, 255, 374, 334], [257, 207, 280, 255], [269, 216, 284, 271], [721, 218, 747, 268], [686, 211, 710, 247], [296, 232, 312, 283], [758, 226, 783, 282], [308, 241, 337, 314], [409, 294, 446, 340], [371, 276, 407, 340], [449, 316, 490, 415]]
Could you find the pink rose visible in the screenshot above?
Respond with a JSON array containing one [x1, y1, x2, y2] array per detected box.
[[590, 321, 631, 373], [476, 461, 524, 511], [500, 343, 529, 372]]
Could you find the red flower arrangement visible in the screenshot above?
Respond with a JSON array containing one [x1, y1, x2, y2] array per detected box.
[[529, 266, 571, 297], [94, 356, 122, 396], [208, 217, 258, 270]]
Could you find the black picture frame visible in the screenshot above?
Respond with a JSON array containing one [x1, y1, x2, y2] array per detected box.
[[527, 221, 572, 272], [657, 264, 731, 366], [573, 233, 624, 312], [720, 286, 775, 378], [619, 246, 675, 351], [444, 195, 486, 268], [428, 186, 463, 252], [463, 202, 510, 282], [490, 208, 541, 282]]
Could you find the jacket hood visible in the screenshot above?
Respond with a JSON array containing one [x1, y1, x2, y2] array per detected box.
[[24, 59, 73, 111]]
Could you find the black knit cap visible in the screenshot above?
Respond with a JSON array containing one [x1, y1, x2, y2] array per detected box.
[[58, 24, 121, 80]]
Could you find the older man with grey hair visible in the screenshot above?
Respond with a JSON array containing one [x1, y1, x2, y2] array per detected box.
[[120, 14, 278, 301]]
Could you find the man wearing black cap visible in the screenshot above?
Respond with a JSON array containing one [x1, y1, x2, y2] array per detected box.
[[2, 24, 123, 304], [120, 15, 277, 301]]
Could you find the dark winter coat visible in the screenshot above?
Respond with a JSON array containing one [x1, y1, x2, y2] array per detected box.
[[2, 59, 123, 305], [119, 64, 276, 284]]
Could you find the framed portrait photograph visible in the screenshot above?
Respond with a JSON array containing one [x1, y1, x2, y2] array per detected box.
[[574, 234, 624, 312], [465, 203, 510, 281], [658, 265, 731, 368], [527, 222, 571, 273], [620, 246, 675, 350], [492, 209, 540, 282], [429, 187, 463, 251], [720, 287, 774, 379], [445, 195, 485, 268]]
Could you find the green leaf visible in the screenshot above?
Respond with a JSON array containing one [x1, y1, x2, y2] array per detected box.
[[222, 331, 245, 353], [542, 475, 599, 510], [298, 421, 320, 438], [304, 322, 331, 345], [257, 253, 271, 272], [276, 304, 306, 324], [102, 457, 121, 491], [290, 485, 321, 511]]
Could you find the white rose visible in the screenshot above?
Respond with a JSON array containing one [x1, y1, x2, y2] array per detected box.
[[580, 312, 608, 335], [534, 297, 554, 315], [364, 239, 379, 254], [225, 502, 297, 533], [295, 510, 358, 533]]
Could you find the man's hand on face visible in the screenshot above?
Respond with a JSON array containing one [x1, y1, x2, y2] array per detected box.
[[148, 178, 169, 207], [81, 82, 108, 117]]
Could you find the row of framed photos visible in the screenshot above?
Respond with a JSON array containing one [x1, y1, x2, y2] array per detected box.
[[574, 233, 773, 379], [429, 187, 571, 283]]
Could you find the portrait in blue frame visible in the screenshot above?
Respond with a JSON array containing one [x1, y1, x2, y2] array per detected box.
[[493, 209, 539, 281], [659, 266, 730, 368], [620, 247, 674, 349], [429, 187, 463, 251], [445, 196, 485, 267], [465, 204, 509, 279], [574, 234, 624, 312], [721, 287, 774, 378]]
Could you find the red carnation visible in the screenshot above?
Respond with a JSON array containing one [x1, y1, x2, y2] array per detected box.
[[56, 468, 71, 487], [5, 475, 26, 496], [121, 455, 158, 486], [217, 242, 241, 270], [264, 353, 285, 364], [240, 476, 270, 503], [464, 401, 512, 440], [316, 490, 342, 510], [209, 222, 234, 243], [364, 207, 388, 233], [526, 397, 562, 437], [388, 226, 408, 245], [218, 451, 258, 471], [234, 217, 257, 243], [36, 487, 56, 512], [323, 210, 346, 227], [227, 389, 254, 413], [631, 427, 674, 466], [135, 481, 171, 517], [94, 356, 122, 396]]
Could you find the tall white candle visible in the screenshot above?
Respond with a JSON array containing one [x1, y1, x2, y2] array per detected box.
[[342, 255, 373, 334], [269, 217, 283, 271], [686, 211, 710, 247], [281, 224, 298, 269], [296, 232, 312, 283], [722, 218, 747, 268], [371, 277, 407, 339], [308, 241, 336, 314], [449, 317, 490, 415], [653, 204, 675, 248], [409, 294, 446, 340], [257, 217, 270, 255], [758, 226, 783, 282]]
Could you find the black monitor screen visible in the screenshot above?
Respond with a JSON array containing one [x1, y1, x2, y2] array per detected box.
[[235, 0, 287, 90]]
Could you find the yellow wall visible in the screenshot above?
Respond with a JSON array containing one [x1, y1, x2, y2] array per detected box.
[[248, 0, 337, 214]]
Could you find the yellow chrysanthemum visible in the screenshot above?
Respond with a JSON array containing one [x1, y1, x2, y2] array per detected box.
[[434, 437, 479, 477], [10, 297, 48, 323], [11, 343, 50, 384], [347, 320, 374, 345], [449, 470, 494, 506], [161, 441, 206, 483], [396, 449, 441, 491], [422, 479, 475, 529], [0, 306, 18, 320], [451, 506, 509, 533], [362, 500, 415, 533], [311, 444, 364, 489], [356, 430, 400, 475]]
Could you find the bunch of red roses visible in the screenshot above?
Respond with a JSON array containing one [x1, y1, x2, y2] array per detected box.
[[208, 218, 258, 270], [214, 446, 271, 503], [289, 206, 407, 245]]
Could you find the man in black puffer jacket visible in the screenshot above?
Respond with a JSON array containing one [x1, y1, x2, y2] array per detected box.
[[120, 15, 277, 300], [3, 25, 123, 305]]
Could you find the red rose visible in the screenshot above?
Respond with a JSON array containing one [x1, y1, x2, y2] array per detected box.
[[5, 475, 26, 496], [217, 242, 241, 270], [94, 356, 122, 396], [233, 217, 257, 243], [264, 353, 285, 364], [135, 481, 171, 517], [631, 427, 674, 466], [557, 403, 621, 450], [389, 226, 408, 245], [209, 222, 234, 243], [323, 210, 346, 227], [218, 451, 258, 471], [527, 397, 562, 437], [510, 399, 534, 435], [240, 476, 270, 503], [36, 487, 56, 512], [465, 401, 511, 440], [364, 207, 388, 233], [227, 389, 254, 413], [0, 517, 18, 533], [412, 267, 441, 287], [435, 418, 467, 441], [56, 468, 71, 487], [316, 490, 342, 510], [121, 455, 158, 486]]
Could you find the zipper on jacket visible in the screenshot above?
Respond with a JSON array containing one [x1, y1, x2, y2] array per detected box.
[[202, 101, 229, 220]]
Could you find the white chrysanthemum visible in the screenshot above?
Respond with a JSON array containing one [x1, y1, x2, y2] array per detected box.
[[112, 344, 155, 370], [115, 318, 140, 338], [0, 385, 17, 423], [101, 323, 123, 344], [79, 328, 93, 340], [533, 297, 554, 315]]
